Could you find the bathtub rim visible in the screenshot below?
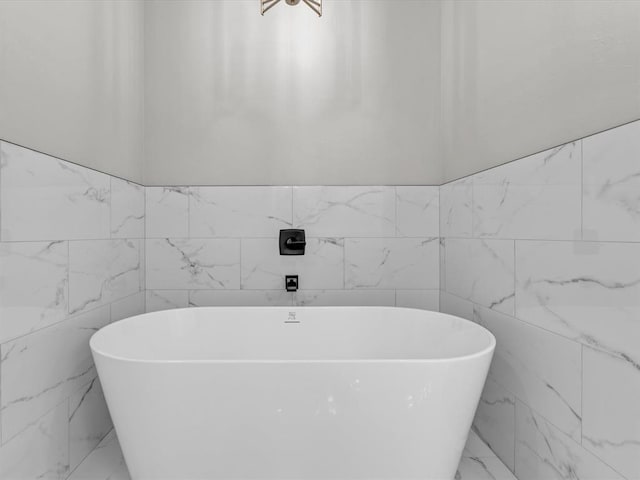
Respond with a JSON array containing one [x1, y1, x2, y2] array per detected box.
[[90, 306, 496, 365]]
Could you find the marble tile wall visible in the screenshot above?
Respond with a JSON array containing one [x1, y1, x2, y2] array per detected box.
[[0, 141, 441, 478], [0, 141, 146, 479], [5, 119, 638, 480], [144, 185, 440, 312], [439, 119, 640, 480]]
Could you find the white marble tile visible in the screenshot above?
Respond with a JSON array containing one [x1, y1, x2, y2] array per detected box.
[[69, 378, 113, 471], [0, 401, 69, 480], [445, 238, 515, 314], [515, 399, 624, 480], [190, 289, 293, 307], [145, 186, 189, 238], [293, 290, 395, 307], [345, 238, 439, 289], [583, 120, 640, 242], [439, 291, 474, 321], [0, 241, 68, 343], [0, 141, 110, 241], [395, 186, 439, 237], [146, 238, 240, 290], [241, 237, 343, 290], [110, 178, 144, 239], [110, 292, 145, 322], [68, 430, 130, 480], [189, 186, 292, 237], [472, 142, 581, 240], [456, 456, 517, 480], [463, 430, 498, 458], [146, 290, 189, 312], [440, 177, 472, 238], [473, 376, 516, 471], [474, 306, 582, 441], [516, 240, 640, 366], [0, 305, 110, 441], [69, 239, 141, 315], [583, 346, 640, 480], [293, 186, 396, 237], [395, 290, 439, 310]]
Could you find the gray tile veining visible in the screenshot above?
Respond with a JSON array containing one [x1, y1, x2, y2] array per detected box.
[[241, 237, 344, 290], [69, 239, 142, 315], [0, 141, 110, 242], [395, 186, 439, 237], [146, 238, 240, 290], [345, 237, 439, 290], [473, 375, 516, 471], [583, 120, 640, 242], [472, 142, 581, 240], [0, 141, 148, 477], [145, 186, 188, 238], [1, 306, 111, 442], [440, 177, 473, 238], [0, 401, 70, 479], [440, 120, 640, 480], [189, 186, 292, 237], [445, 238, 515, 315], [516, 240, 640, 367], [293, 186, 396, 237], [110, 178, 144, 239], [515, 399, 625, 480], [474, 304, 582, 442], [0, 241, 68, 343]]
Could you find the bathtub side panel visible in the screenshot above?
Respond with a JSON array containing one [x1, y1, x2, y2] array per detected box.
[[93, 356, 492, 480]]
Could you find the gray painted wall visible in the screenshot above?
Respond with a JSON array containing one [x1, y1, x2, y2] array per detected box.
[[0, 0, 145, 183]]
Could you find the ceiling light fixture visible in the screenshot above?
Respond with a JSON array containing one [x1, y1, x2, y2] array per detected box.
[[261, 0, 322, 17]]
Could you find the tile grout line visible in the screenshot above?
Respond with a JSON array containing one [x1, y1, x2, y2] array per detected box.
[[66, 397, 71, 478], [143, 180, 147, 312], [291, 186, 294, 303], [478, 334, 573, 452], [512, 393, 517, 475], [0, 142, 3, 244], [0, 289, 144, 347], [450, 290, 594, 361], [580, 139, 584, 241], [580, 343, 584, 447], [424, 235, 640, 245], [510, 362, 628, 480], [513, 239, 516, 318], [474, 297, 627, 479]]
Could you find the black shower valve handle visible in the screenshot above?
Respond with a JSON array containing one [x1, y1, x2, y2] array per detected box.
[[279, 229, 306, 255], [285, 238, 307, 249]]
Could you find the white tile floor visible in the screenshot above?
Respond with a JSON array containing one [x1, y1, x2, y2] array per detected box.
[[68, 429, 516, 480]]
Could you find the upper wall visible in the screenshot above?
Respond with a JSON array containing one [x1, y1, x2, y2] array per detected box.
[[0, 0, 145, 183], [441, 0, 640, 183], [2, 1, 640, 186], [143, 0, 442, 186]]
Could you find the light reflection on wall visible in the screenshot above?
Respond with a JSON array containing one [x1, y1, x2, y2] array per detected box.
[[210, 1, 361, 123], [145, 0, 441, 185]]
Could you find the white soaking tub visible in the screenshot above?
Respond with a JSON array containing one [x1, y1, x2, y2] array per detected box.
[[90, 307, 495, 480]]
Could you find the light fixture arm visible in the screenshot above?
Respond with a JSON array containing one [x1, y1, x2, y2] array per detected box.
[[261, 0, 322, 17]]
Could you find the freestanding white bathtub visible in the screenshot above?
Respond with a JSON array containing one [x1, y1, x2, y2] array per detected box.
[[90, 307, 495, 480]]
